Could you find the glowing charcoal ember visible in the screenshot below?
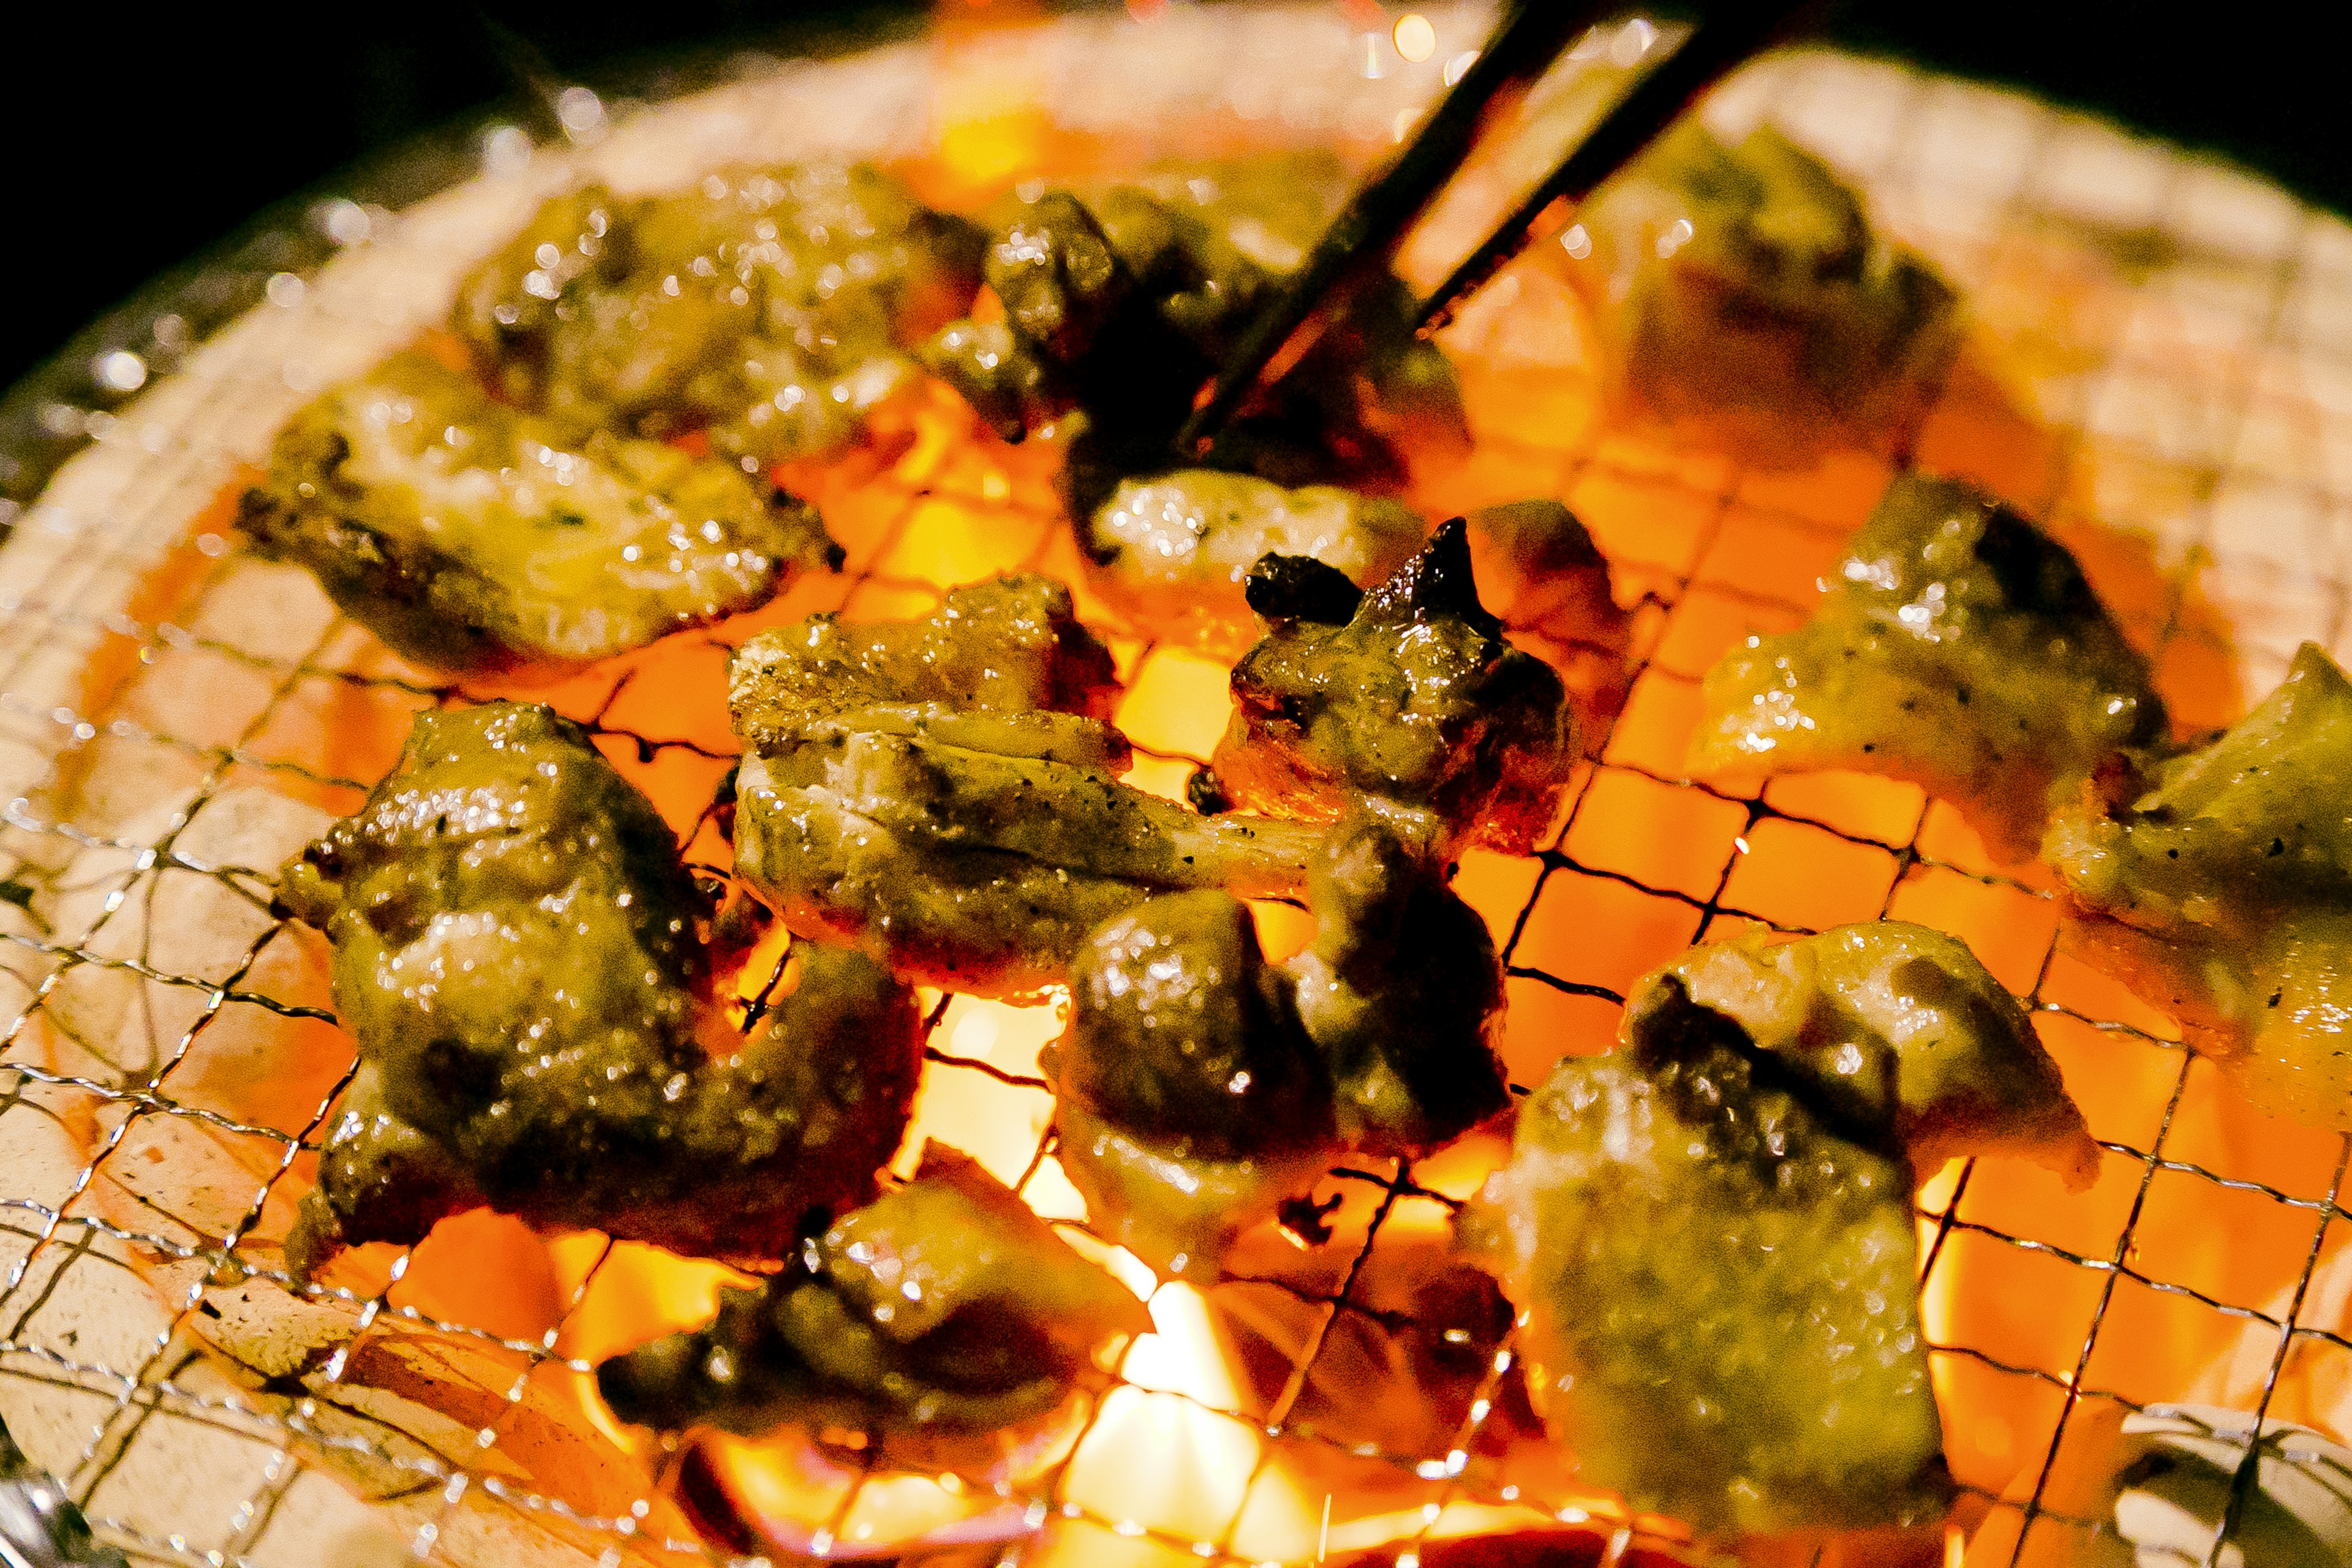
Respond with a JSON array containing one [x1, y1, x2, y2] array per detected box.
[[1564, 118, 1959, 467], [1466, 921, 2094, 1539], [597, 1145, 1150, 1476], [678, 1433, 1046, 1561], [238, 351, 841, 676], [1083, 472, 1428, 660], [1690, 472, 2165, 864], [2047, 641, 2352, 1131], [277, 701, 923, 1273], [451, 164, 986, 462], [1046, 814, 1507, 1280], [727, 575, 1319, 998], [1208, 520, 1577, 854]]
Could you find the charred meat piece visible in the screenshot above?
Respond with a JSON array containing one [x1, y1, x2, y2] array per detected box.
[[451, 165, 983, 462], [1464, 921, 2089, 1539], [1567, 119, 1959, 466], [727, 576, 1319, 998], [916, 159, 1464, 499], [1690, 472, 2165, 863], [1647, 922, 2096, 1188], [280, 702, 922, 1275], [597, 1145, 1149, 1472], [239, 352, 839, 676], [2046, 641, 2352, 1131], [1047, 814, 1509, 1278], [1209, 519, 1577, 854]]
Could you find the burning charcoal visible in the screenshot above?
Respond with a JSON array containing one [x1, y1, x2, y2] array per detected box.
[[280, 701, 923, 1275], [1463, 920, 2093, 1539], [2047, 641, 2352, 1131], [1690, 472, 2165, 863], [1213, 520, 1577, 854], [1046, 813, 1507, 1278], [1569, 119, 1959, 467], [452, 164, 984, 462], [239, 352, 840, 676], [726, 575, 1320, 998], [597, 1146, 1149, 1472]]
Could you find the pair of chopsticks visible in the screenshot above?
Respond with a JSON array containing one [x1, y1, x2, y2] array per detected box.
[[1174, 1, 1814, 462]]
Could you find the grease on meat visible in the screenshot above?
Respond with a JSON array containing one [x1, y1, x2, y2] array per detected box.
[[2046, 641, 2352, 1131], [281, 702, 922, 1275], [453, 165, 984, 461], [239, 352, 839, 676], [1047, 814, 1508, 1277], [1690, 472, 2164, 863]]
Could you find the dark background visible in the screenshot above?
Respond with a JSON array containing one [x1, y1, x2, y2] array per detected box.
[[0, 1, 2338, 398]]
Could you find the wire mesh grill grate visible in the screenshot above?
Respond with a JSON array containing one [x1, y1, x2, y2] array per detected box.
[[4, 10, 2352, 1566]]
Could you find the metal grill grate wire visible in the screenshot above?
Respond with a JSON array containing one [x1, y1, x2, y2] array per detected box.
[[2, 21, 2349, 1568]]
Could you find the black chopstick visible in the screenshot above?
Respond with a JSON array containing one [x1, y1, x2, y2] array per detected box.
[[1174, 2, 1814, 462], [1171, 0, 1618, 461], [1416, 2, 1819, 334]]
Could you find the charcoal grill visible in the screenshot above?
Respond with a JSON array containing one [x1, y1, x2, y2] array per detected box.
[[2, 6, 2348, 1565]]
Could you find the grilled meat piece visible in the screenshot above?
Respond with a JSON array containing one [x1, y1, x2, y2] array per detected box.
[[281, 702, 922, 1275], [1568, 119, 1959, 466], [1047, 813, 1509, 1278], [916, 159, 1464, 502], [452, 164, 984, 462], [597, 1145, 1149, 1470], [1467, 991, 1952, 1540], [2046, 641, 2352, 1131], [1463, 498, 1633, 737], [1690, 472, 2165, 863], [727, 575, 1319, 998], [1082, 470, 1427, 658], [1465, 921, 2090, 1539], [1208, 519, 1577, 854], [239, 352, 839, 676]]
